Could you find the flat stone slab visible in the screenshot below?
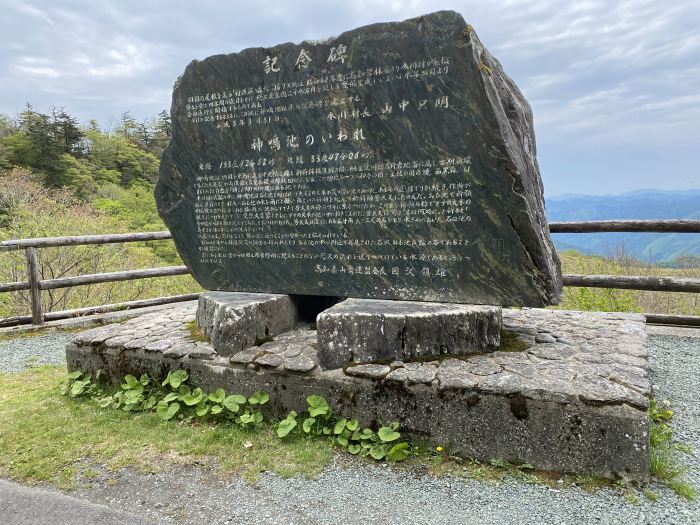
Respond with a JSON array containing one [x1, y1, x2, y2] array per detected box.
[[196, 292, 296, 357], [67, 305, 650, 482], [316, 299, 501, 369]]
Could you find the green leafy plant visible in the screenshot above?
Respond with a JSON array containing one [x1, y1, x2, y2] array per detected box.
[[63, 370, 414, 464], [275, 395, 412, 463], [648, 399, 696, 500]]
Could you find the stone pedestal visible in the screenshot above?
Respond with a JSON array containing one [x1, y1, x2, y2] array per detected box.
[[196, 292, 296, 357], [66, 303, 651, 482], [316, 299, 502, 370]]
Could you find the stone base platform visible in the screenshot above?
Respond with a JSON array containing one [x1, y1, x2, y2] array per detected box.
[[316, 299, 501, 370], [65, 301, 651, 482]]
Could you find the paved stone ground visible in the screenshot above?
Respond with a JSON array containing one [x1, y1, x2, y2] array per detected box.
[[1, 314, 698, 524]]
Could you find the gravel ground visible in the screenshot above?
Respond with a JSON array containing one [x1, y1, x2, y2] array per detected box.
[[0, 331, 73, 372], [1, 326, 698, 524]]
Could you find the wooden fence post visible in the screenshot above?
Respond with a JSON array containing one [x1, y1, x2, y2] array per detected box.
[[24, 247, 43, 325]]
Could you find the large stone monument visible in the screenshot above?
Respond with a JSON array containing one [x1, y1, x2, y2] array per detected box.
[[67, 11, 651, 482], [156, 10, 562, 307]]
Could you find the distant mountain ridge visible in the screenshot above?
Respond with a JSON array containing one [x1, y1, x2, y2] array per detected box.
[[545, 190, 700, 263]]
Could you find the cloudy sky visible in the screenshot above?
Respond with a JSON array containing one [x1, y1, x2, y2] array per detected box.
[[1, 0, 698, 196]]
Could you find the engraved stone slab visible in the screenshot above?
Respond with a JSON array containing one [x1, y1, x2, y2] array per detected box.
[[196, 291, 296, 357], [316, 298, 501, 370], [156, 10, 562, 307]]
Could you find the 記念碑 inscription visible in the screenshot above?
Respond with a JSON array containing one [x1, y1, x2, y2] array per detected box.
[[156, 10, 562, 306]]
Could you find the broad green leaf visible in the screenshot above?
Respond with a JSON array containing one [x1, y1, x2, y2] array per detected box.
[[277, 418, 297, 437], [346, 419, 359, 431], [210, 405, 223, 415], [196, 401, 209, 417], [337, 436, 348, 447], [162, 392, 178, 403], [369, 445, 387, 460], [334, 418, 347, 434], [302, 417, 316, 433], [183, 387, 204, 406], [248, 392, 269, 405], [208, 388, 226, 403], [223, 395, 243, 413], [322, 427, 332, 435], [387, 442, 410, 462], [378, 427, 401, 443], [66, 371, 82, 380], [348, 444, 362, 455], [156, 401, 180, 420], [144, 396, 157, 410], [70, 380, 89, 397], [162, 370, 188, 389], [307, 395, 329, 417], [139, 374, 150, 386]]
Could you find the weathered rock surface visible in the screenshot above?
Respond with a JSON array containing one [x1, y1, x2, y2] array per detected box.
[[316, 298, 501, 369], [67, 303, 650, 482], [196, 292, 296, 357], [156, 10, 562, 306]]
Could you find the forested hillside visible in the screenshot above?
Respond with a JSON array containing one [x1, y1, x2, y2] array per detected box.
[[0, 106, 198, 318]]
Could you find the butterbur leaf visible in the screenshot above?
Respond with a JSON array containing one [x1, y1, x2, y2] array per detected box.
[[253, 411, 264, 424], [277, 418, 297, 437], [196, 401, 209, 417], [307, 395, 329, 417], [302, 417, 316, 433], [156, 401, 180, 420], [387, 442, 410, 462], [208, 388, 226, 403], [337, 436, 349, 447], [67, 371, 82, 380], [334, 418, 347, 434], [178, 385, 191, 397], [122, 375, 139, 389], [248, 392, 269, 405], [163, 370, 188, 389], [346, 419, 359, 431], [97, 396, 113, 408], [144, 396, 157, 410], [70, 380, 89, 397], [183, 387, 204, 406], [162, 392, 178, 403], [322, 427, 332, 435], [348, 444, 361, 455], [228, 394, 246, 405], [223, 395, 243, 413], [378, 427, 401, 443], [369, 445, 387, 460], [211, 405, 223, 415]]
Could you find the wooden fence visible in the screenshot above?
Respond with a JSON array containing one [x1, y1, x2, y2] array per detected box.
[[1, 219, 699, 327]]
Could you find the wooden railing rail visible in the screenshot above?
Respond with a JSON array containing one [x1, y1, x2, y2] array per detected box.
[[549, 220, 700, 233], [0, 220, 698, 327]]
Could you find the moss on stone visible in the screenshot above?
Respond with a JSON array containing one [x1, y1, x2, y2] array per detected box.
[[185, 320, 209, 343], [498, 331, 530, 353]]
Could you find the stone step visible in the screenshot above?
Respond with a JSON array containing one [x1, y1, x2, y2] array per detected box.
[[316, 298, 501, 370]]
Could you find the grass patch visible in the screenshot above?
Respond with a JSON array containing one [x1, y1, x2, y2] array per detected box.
[[0, 366, 333, 489], [185, 320, 209, 342], [649, 399, 697, 500]]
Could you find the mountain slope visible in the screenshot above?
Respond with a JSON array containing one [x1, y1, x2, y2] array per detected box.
[[545, 190, 700, 262]]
